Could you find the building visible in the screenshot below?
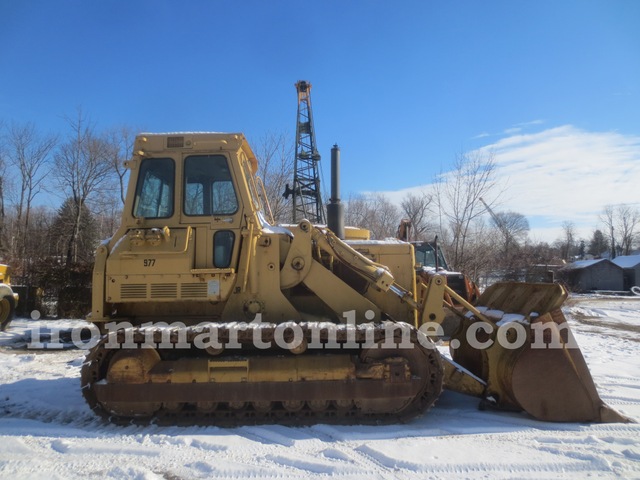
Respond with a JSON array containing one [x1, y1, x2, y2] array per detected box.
[[611, 255, 640, 290], [557, 259, 624, 292]]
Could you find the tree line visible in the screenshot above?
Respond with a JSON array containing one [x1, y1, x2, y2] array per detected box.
[[256, 134, 640, 285], [1, 115, 638, 316]]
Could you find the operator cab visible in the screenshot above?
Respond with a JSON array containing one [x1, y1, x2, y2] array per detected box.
[[413, 241, 449, 270]]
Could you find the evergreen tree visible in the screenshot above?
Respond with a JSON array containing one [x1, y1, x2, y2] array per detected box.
[[588, 229, 608, 258], [49, 198, 98, 264]]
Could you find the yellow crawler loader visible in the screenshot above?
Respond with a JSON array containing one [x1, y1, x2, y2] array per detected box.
[[81, 132, 627, 425], [0, 264, 19, 332]]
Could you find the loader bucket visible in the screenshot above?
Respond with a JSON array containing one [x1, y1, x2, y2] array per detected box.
[[449, 282, 629, 423]]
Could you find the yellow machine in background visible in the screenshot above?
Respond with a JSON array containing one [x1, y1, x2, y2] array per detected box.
[[0, 264, 18, 331], [81, 132, 627, 425]]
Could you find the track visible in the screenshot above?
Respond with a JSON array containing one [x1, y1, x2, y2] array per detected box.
[[81, 321, 444, 426]]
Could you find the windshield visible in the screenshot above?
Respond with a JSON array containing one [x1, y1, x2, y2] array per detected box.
[[183, 155, 238, 216], [414, 243, 449, 270], [133, 157, 175, 219]]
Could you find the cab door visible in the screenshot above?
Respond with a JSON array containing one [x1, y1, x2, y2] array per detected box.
[[182, 154, 242, 301]]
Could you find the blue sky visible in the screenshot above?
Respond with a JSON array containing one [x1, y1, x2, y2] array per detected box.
[[1, 0, 639, 242]]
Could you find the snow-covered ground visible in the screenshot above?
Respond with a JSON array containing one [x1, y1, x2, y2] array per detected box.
[[1, 295, 639, 479]]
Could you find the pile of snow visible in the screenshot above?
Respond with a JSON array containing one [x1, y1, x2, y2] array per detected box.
[[1, 296, 639, 479]]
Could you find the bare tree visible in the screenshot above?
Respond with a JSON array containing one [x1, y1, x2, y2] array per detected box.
[[434, 149, 499, 271], [104, 125, 136, 206], [83, 125, 138, 243], [557, 221, 576, 261], [90, 188, 125, 242], [460, 217, 495, 284], [483, 209, 530, 278], [400, 191, 434, 241], [600, 204, 640, 257], [4, 122, 57, 262], [253, 131, 294, 223], [344, 193, 373, 229], [614, 205, 639, 256], [54, 111, 112, 264], [371, 193, 400, 239], [491, 211, 529, 251], [344, 193, 399, 239]]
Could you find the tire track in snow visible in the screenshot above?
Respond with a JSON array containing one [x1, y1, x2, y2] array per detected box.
[[352, 442, 617, 478]]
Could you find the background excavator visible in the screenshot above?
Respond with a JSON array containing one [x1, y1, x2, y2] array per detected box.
[[81, 131, 628, 425], [396, 219, 480, 305]]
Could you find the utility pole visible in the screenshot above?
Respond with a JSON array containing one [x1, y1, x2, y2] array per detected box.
[[610, 225, 616, 259], [283, 81, 325, 224]]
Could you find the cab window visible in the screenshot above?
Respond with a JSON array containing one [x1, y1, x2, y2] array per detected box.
[[184, 155, 238, 216], [415, 247, 436, 268], [415, 244, 449, 269], [133, 157, 175, 218], [214, 230, 235, 268]]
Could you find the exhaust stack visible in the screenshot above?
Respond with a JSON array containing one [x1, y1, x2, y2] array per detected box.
[[327, 144, 345, 239]]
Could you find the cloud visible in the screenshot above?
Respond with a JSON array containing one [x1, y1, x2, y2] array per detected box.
[[377, 125, 640, 243], [503, 127, 521, 135], [483, 126, 640, 223], [514, 119, 545, 127], [471, 120, 545, 143], [472, 132, 491, 139]]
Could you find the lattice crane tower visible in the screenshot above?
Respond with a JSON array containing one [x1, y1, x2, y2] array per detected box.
[[284, 80, 326, 224]]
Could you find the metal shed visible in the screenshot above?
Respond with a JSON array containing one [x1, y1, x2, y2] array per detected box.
[[558, 259, 624, 292], [611, 255, 640, 290]]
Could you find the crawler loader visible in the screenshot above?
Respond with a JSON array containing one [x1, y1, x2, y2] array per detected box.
[[0, 264, 18, 332], [81, 132, 627, 425]]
